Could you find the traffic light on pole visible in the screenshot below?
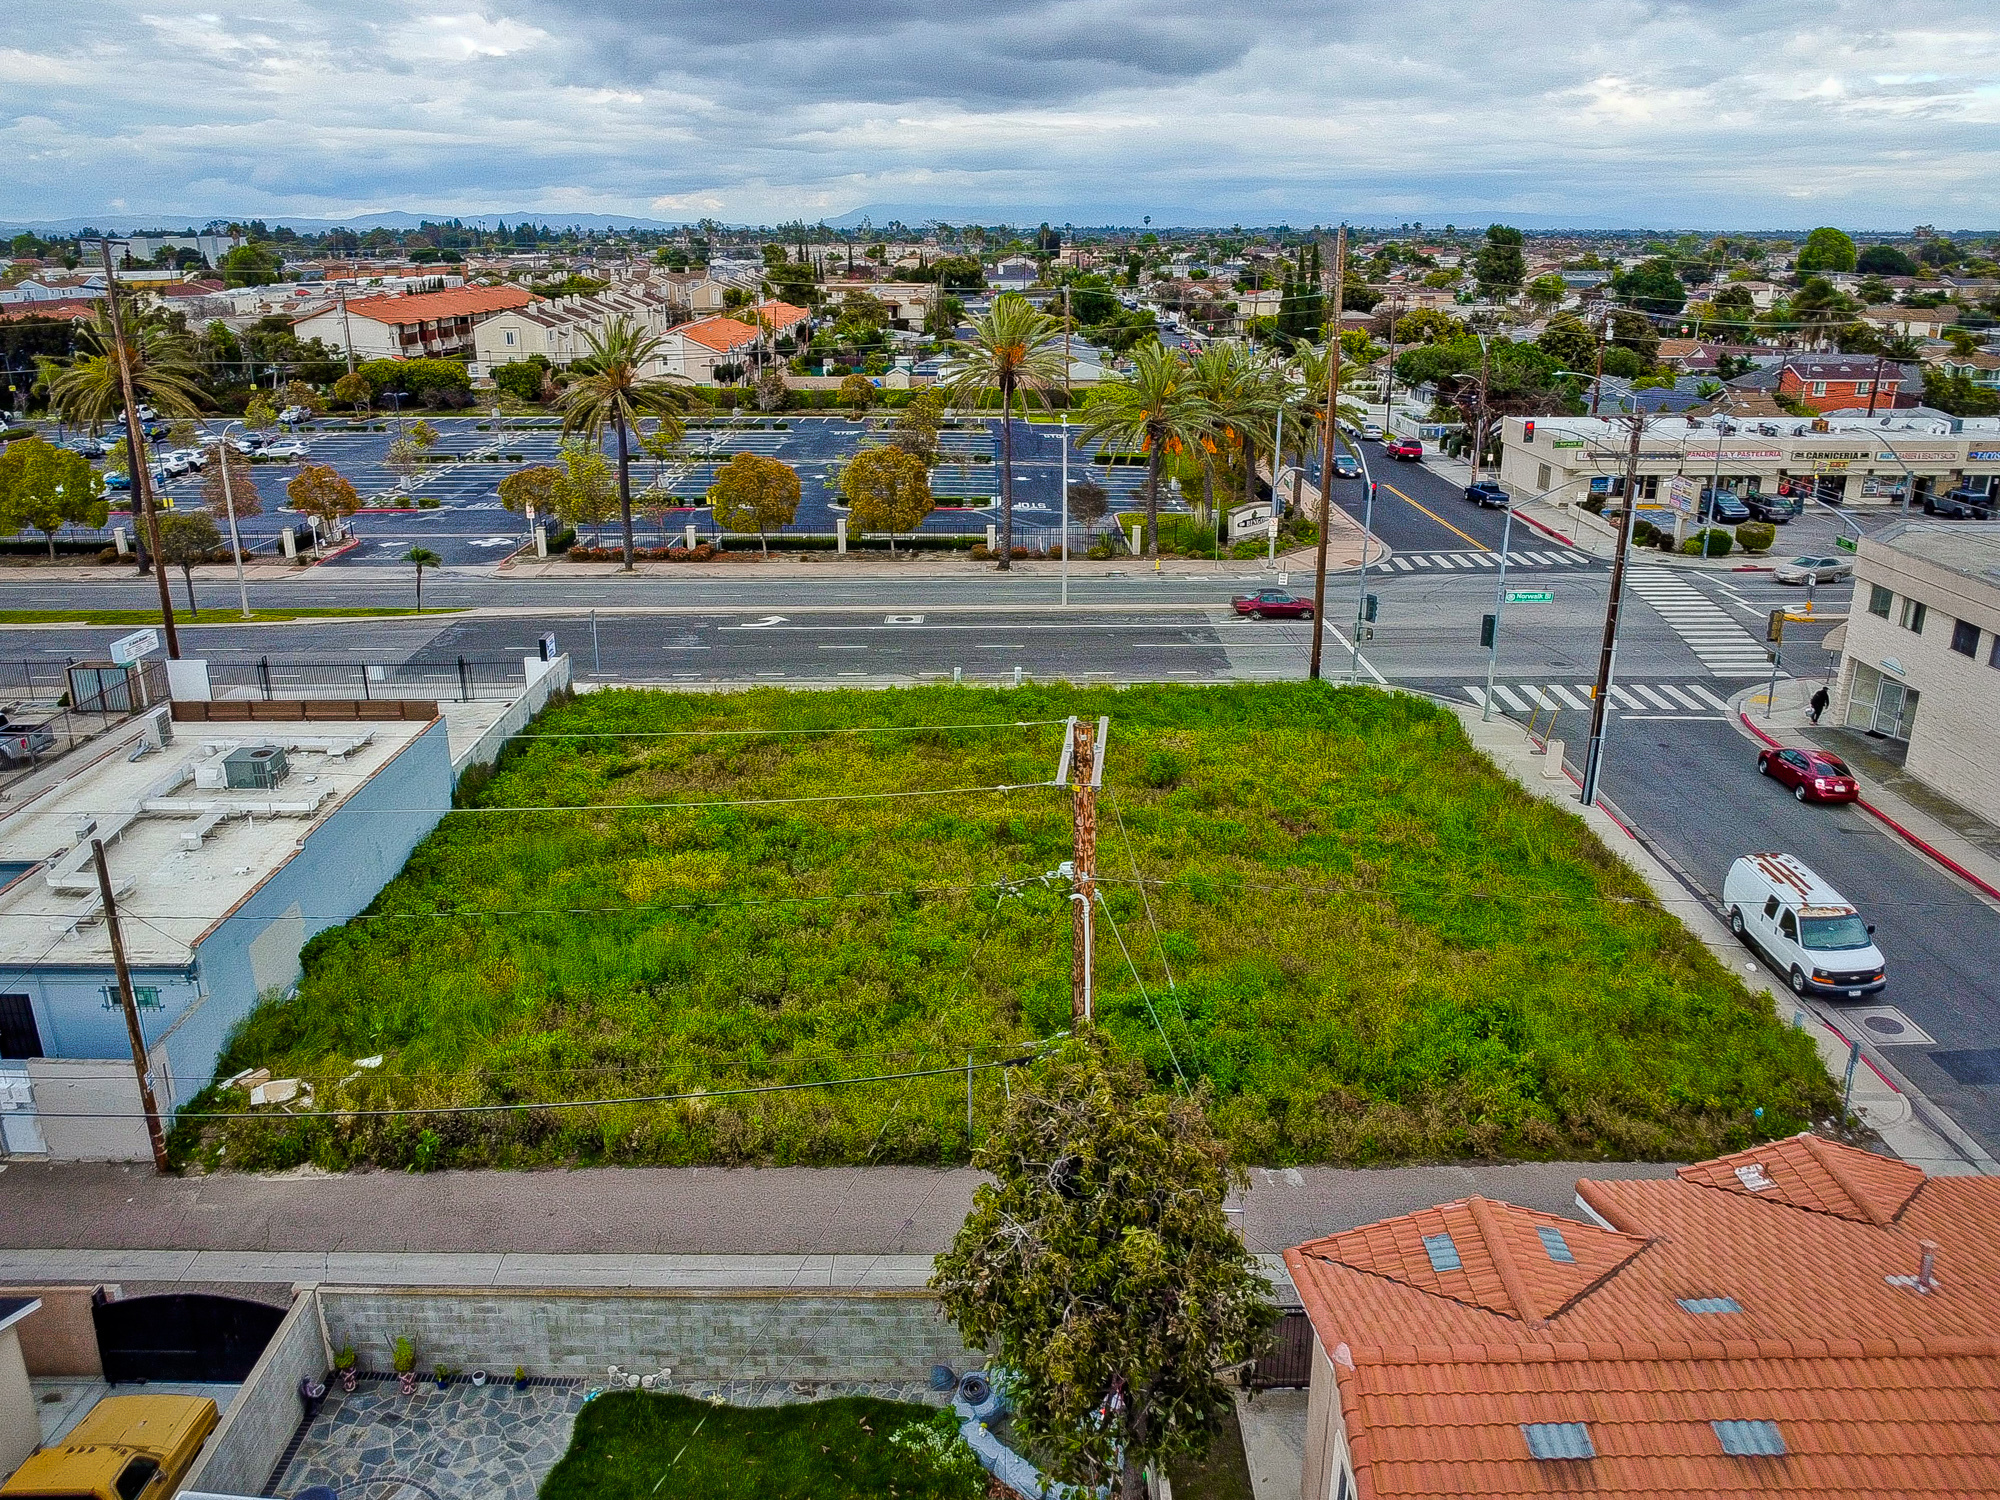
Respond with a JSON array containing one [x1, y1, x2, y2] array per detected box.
[[1523, 419, 1535, 443], [1481, 613, 1497, 648], [1364, 593, 1379, 622]]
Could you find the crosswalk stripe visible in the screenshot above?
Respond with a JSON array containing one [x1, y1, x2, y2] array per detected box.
[[1468, 554, 1495, 567], [1462, 686, 1488, 706], [1546, 684, 1590, 710], [1490, 684, 1526, 711], [1606, 686, 1642, 709], [1655, 684, 1705, 710], [1412, 556, 1431, 567], [1433, 555, 1457, 568], [1628, 684, 1675, 709], [1561, 551, 1589, 563], [1688, 684, 1732, 711], [1393, 557, 1414, 570], [1457, 681, 1732, 716]]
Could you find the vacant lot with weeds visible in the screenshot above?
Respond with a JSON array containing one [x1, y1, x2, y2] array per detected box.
[[177, 682, 1836, 1171]]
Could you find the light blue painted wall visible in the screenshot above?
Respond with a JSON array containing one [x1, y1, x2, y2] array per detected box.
[[0, 718, 454, 1105]]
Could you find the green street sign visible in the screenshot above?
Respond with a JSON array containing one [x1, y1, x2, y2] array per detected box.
[[1504, 589, 1554, 604], [1834, 534, 1858, 553]]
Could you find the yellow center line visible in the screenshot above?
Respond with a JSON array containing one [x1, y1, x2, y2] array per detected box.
[[1377, 481, 1486, 549]]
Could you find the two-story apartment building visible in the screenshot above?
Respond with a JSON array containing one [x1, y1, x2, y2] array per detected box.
[[1834, 521, 2000, 824], [651, 301, 810, 382], [292, 283, 534, 361], [1729, 353, 1915, 414]]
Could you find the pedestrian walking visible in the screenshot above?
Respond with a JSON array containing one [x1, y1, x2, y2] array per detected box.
[[1809, 685, 1830, 724]]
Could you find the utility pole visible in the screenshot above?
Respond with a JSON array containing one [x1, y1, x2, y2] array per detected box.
[[1380, 295, 1400, 429], [98, 240, 180, 660], [1063, 284, 1072, 411], [1068, 717, 1099, 1030], [1579, 415, 1645, 807], [1470, 332, 1491, 485], [1590, 304, 1608, 416], [92, 839, 168, 1173], [1308, 225, 1346, 681], [1866, 353, 1885, 419], [338, 290, 358, 375]]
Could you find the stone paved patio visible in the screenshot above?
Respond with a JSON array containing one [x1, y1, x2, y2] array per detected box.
[[270, 1377, 950, 1499]]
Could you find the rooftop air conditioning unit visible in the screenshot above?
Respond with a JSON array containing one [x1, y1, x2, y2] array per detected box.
[[223, 744, 289, 790]]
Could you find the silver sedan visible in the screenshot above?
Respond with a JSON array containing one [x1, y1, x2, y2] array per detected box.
[[1771, 555, 1853, 585]]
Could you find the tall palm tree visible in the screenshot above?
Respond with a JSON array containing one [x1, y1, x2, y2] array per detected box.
[[43, 299, 206, 652], [557, 316, 689, 570], [1184, 345, 1249, 524], [1078, 343, 1211, 559], [944, 293, 1067, 568]]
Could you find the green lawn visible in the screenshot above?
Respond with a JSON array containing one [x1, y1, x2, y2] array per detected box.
[[178, 682, 1837, 1172], [0, 607, 462, 625], [538, 1393, 982, 1500]]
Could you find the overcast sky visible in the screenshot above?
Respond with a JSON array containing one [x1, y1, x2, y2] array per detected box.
[[5, 1, 1998, 229]]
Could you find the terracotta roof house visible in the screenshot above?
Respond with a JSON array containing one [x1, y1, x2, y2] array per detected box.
[[291, 284, 535, 361], [1284, 1134, 2000, 1499], [652, 301, 809, 382]]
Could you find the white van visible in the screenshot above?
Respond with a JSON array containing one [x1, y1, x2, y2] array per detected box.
[[1723, 853, 1886, 1000]]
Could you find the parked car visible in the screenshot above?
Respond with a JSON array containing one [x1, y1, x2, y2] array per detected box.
[[0, 715, 55, 766], [1463, 480, 1509, 508], [1361, 423, 1384, 440], [1723, 852, 1885, 999], [1698, 490, 1751, 524], [261, 439, 308, 461], [1771, 555, 1853, 585], [276, 404, 311, 425], [229, 433, 265, 455], [1332, 453, 1361, 478], [1742, 493, 1801, 523], [1757, 745, 1858, 803], [0, 1393, 218, 1500], [1230, 589, 1314, 620], [1386, 437, 1423, 461], [103, 469, 130, 490], [64, 437, 108, 458], [1925, 487, 1995, 520], [159, 449, 197, 477]]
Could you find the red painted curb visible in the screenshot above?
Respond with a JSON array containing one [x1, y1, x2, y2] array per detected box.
[[1515, 509, 1579, 548], [1818, 1018, 1900, 1093], [1738, 711, 2000, 903]]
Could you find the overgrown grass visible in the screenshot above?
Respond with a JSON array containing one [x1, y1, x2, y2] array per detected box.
[[177, 682, 1838, 1172], [0, 607, 462, 625], [538, 1393, 981, 1500]]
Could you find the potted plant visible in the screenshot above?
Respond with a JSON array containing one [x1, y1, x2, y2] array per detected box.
[[470, 1370, 488, 1388], [434, 1362, 459, 1391], [393, 1337, 417, 1397], [513, 1365, 529, 1393], [333, 1345, 358, 1394]]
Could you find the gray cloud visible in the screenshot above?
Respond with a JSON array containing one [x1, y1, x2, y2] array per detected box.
[[1, 0, 1996, 226]]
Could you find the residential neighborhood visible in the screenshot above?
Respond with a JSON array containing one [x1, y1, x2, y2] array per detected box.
[[4, 3, 2000, 1499]]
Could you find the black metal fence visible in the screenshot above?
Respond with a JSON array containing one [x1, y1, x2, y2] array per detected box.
[[1246, 1309, 1314, 1389], [211, 657, 529, 703]]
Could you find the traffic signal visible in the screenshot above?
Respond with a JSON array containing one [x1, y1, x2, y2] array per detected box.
[[1522, 420, 1535, 443], [1364, 593, 1379, 622], [1767, 608, 1785, 643], [1481, 613, 1497, 648]]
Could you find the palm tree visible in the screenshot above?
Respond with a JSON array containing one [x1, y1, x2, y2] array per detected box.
[[402, 547, 441, 612], [1184, 345, 1249, 524], [944, 293, 1068, 568], [1078, 343, 1212, 559], [556, 316, 690, 570], [42, 299, 205, 650]]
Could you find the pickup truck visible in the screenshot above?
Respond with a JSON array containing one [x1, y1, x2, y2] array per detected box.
[[0, 1394, 217, 1500], [0, 717, 54, 767]]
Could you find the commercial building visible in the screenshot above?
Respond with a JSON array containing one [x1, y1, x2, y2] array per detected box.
[[1833, 521, 2000, 824], [1286, 1134, 2000, 1500], [291, 284, 534, 361], [1499, 415, 2000, 511], [0, 702, 453, 1160]]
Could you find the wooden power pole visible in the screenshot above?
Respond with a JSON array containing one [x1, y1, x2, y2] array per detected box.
[[92, 839, 168, 1172], [98, 240, 180, 659], [1308, 225, 1347, 680], [1069, 716, 1100, 1030]]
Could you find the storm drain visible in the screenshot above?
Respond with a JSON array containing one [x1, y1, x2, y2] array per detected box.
[[1846, 1008, 1937, 1046]]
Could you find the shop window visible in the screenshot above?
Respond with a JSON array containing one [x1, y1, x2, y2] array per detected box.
[[1867, 585, 1892, 618], [1952, 619, 1980, 657]]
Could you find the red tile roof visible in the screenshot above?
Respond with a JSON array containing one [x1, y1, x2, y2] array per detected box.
[[1286, 1134, 2000, 1497], [317, 284, 532, 325], [0, 299, 100, 322], [672, 314, 765, 354]]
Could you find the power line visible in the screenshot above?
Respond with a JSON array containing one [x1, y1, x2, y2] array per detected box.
[[507, 718, 1069, 741]]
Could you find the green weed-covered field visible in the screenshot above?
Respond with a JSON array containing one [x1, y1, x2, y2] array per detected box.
[[177, 682, 1837, 1171]]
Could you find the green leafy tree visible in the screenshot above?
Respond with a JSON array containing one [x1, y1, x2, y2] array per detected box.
[[707, 452, 801, 555], [498, 463, 561, 522], [1472, 224, 1525, 299], [285, 462, 362, 543], [1857, 244, 1917, 276], [1796, 227, 1858, 274], [492, 360, 547, 404], [1923, 368, 2000, 417], [0, 437, 107, 558], [1611, 257, 1686, 316], [1536, 312, 1598, 372], [408, 419, 441, 451], [556, 315, 690, 569], [839, 371, 876, 418], [220, 244, 283, 287], [932, 1045, 1276, 1500], [279, 380, 321, 417], [402, 546, 442, 610], [244, 395, 276, 431], [891, 387, 946, 466], [332, 371, 371, 412], [552, 437, 618, 546], [840, 446, 932, 555], [944, 293, 1068, 568], [1079, 343, 1212, 559], [154, 511, 221, 614], [1525, 273, 1569, 315], [384, 437, 421, 494]]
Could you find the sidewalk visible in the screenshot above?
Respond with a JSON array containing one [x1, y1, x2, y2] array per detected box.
[[1452, 700, 1985, 1176]]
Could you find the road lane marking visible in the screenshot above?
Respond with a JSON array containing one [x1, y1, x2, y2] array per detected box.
[[1377, 481, 1486, 548]]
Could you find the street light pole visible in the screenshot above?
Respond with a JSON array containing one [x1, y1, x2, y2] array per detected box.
[[206, 420, 253, 619], [1482, 498, 1515, 721], [1579, 414, 1646, 807], [1060, 413, 1069, 608]]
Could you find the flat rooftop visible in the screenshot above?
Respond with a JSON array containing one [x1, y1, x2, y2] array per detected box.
[[0, 709, 437, 969], [1871, 520, 2000, 590]]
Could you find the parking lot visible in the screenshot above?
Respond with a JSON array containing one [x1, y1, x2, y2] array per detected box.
[[65, 414, 1193, 568]]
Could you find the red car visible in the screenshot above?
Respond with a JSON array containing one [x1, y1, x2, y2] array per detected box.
[[1231, 589, 1314, 620], [1386, 437, 1423, 460], [1757, 747, 1859, 803]]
